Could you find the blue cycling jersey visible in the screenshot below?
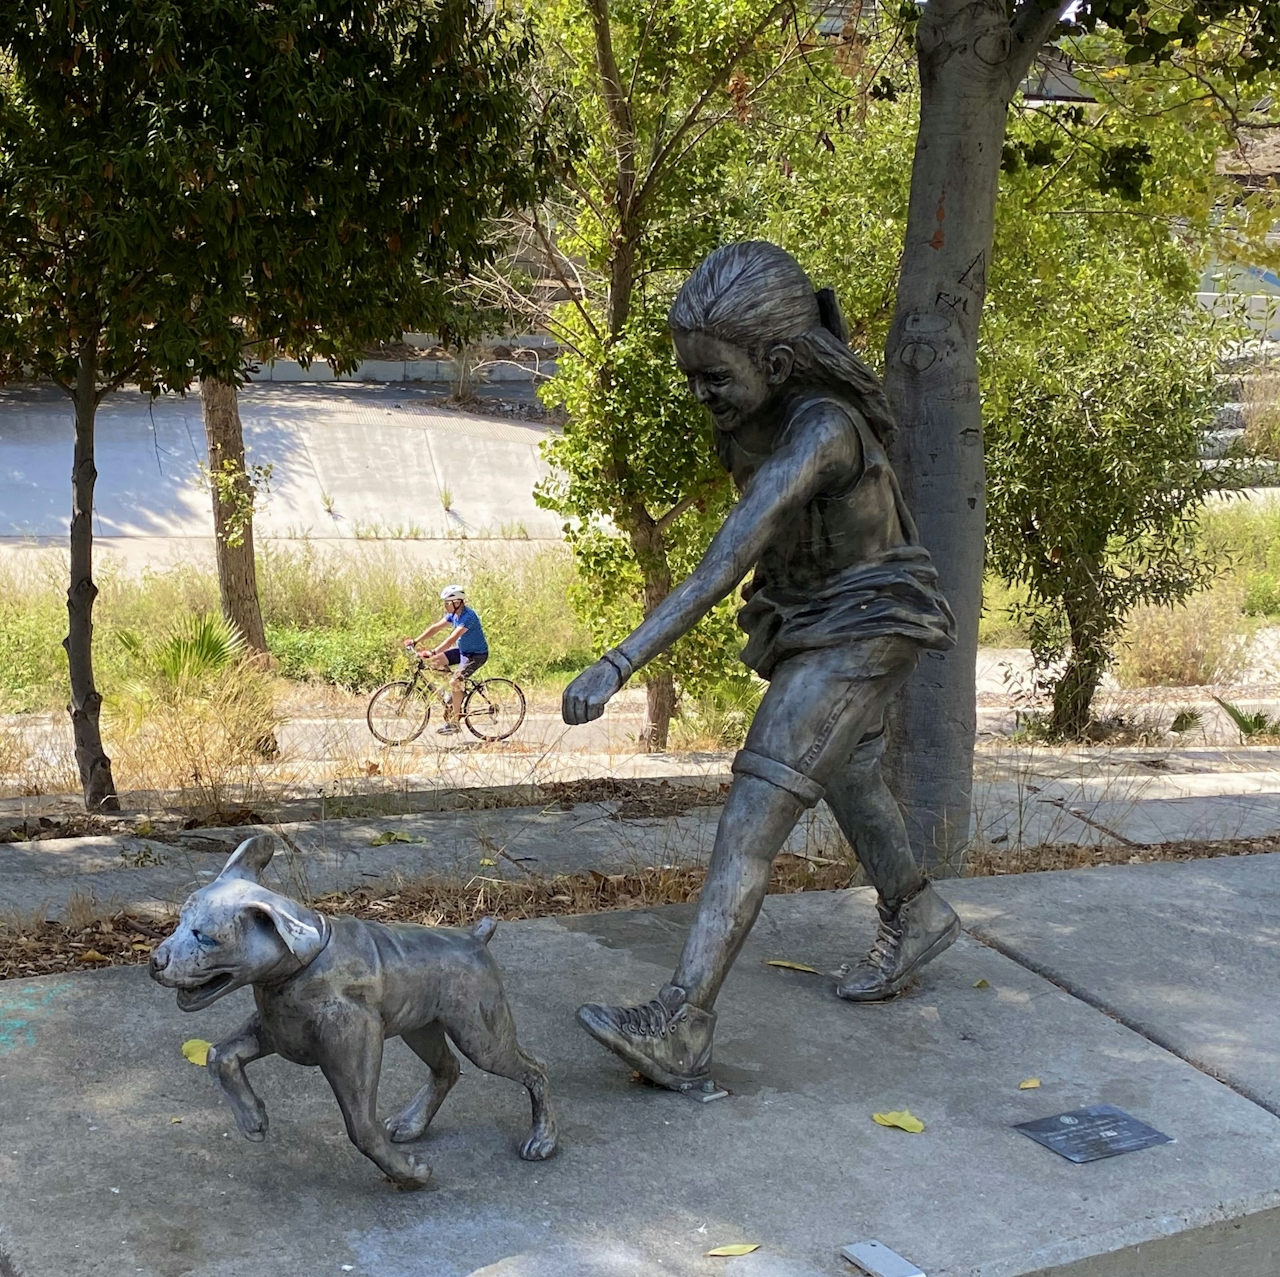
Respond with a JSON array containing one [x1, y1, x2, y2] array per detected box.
[[445, 605, 488, 654]]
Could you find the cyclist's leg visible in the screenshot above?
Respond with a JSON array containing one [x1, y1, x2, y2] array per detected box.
[[454, 653, 487, 721], [453, 660, 486, 721]]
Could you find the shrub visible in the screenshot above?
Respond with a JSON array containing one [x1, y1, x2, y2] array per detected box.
[[268, 618, 399, 690], [1113, 587, 1250, 688], [106, 614, 279, 806]]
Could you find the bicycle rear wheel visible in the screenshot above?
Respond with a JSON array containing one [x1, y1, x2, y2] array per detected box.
[[367, 680, 431, 745], [462, 678, 527, 741]]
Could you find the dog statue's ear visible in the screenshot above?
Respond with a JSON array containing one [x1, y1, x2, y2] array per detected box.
[[219, 835, 277, 883], [248, 896, 329, 964]]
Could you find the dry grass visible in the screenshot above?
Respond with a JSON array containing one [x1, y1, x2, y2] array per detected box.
[[1242, 371, 1280, 460], [965, 833, 1280, 875], [107, 663, 280, 812], [0, 852, 849, 980], [8, 831, 1280, 980], [1113, 586, 1251, 688]]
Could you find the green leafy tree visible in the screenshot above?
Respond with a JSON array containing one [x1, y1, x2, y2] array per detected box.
[[182, 0, 552, 656], [985, 286, 1227, 739], [744, 4, 1278, 862], [532, 0, 808, 749], [0, 0, 552, 809], [862, 0, 1280, 868], [0, 2, 245, 808]]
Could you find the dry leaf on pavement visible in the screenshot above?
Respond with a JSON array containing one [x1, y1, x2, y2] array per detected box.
[[706, 1243, 761, 1257], [181, 1039, 212, 1066], [872, 1109, 925, 1133], [765, 960, 822, 974]]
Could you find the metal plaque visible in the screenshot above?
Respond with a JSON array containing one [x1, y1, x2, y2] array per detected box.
[[840, 1240, 926, 1277], [1014, 1104, 1172, 1164]]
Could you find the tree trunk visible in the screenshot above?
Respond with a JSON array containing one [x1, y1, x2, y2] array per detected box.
[[883, 0, 1067, 875], [65, 347, 119, 811], [1048, 572, 1107, 740], [632, 512, 675, 751], [201, 376, 267, 654]]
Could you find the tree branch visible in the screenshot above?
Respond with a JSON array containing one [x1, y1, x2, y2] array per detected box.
[[655, 475, 728, 534], [586, 0, 637, 217], [517, 210, 603, 345], [1009, 0, 1074, 86], [635, 0, 794, 212]]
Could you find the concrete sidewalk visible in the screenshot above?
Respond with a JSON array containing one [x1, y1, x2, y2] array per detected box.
[[8, 741, 1280, 920], [3, 858, 1280, 1276]]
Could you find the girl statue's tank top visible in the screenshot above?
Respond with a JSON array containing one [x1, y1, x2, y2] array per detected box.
[[723, 393, 956, 679]]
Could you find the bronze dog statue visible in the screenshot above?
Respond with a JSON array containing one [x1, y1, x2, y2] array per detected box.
[[150, 835, 557, 1188]]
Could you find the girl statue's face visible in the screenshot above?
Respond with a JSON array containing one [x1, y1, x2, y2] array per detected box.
[[673, 331, 792, 432]]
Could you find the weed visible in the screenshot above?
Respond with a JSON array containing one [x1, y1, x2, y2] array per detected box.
[[440, 485, 453, 512], [673, 679, 764, 750], [1241, 371, 1280, 461], [1214, 696, 1280, 741], [321, 491, 336, 516], [1114, 587, 1250, 688]]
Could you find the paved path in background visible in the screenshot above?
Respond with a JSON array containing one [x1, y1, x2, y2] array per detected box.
[[0, 381, 561, 549], [4, 861, 1280, 1276], [7, 741, 1280, 920]]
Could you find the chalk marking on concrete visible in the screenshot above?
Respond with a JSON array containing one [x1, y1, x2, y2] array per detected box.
[[0, 980, 75, 1056]]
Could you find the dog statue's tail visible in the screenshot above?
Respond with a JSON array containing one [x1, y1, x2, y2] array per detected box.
[[471, 917, 498, 945]]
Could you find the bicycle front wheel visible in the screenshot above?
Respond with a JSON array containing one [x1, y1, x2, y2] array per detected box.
[[367, 680, 431, 745], [463, 678, 527, 741]]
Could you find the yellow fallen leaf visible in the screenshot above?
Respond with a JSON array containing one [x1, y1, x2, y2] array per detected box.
[[706, 1244, 760, 1257], [973, 978, 990, 989], [1019, 1078, 1041, 1090], [78, 949, 110, 963], [479, 858, 497, 867], [765, 959, 822, 974], [170, 1117, 183, 1124], [131, 942, 154, 953], [872, 1109, 925, 1133], [370, 831, 419, 847], [181, 1039, 212, 1067]]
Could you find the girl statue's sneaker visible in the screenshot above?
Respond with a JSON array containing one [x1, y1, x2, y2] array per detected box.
[[576, 984, 715, 1091], [836, 883, 960, 1002]]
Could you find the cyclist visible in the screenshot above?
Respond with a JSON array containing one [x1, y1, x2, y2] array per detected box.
[[406, 584, 489, 734]]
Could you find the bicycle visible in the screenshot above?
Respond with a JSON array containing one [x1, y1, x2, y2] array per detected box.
[[366, 644, 527, 745]]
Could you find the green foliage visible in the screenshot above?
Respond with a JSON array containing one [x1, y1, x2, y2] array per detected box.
[[985, 285, 1230, 733], [0, 0, 556, 390], [1075, 0, 1280, 76], [529, 0, 814, 718], [0, 547, 594, 708], [267, 618, 400, 691], [538, 305, 744, 696], [1214, 696, 1280, 739], [147, 614, 245, 690]]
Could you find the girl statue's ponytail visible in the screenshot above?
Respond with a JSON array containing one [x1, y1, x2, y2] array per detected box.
[[815, 287, 849, 344]]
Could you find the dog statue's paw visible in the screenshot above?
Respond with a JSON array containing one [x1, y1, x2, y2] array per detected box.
[[519, 1124, 559, 1162], [234, 1104, 269, 1143], [387, 1152, 433, 1191], [384, 1109, 427, 1144]]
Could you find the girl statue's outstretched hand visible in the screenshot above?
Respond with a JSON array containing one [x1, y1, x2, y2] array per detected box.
[[562, 659, 623, 724]]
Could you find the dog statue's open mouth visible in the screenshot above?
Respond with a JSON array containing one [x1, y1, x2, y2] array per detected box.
[[176, 972, 237, 1011]]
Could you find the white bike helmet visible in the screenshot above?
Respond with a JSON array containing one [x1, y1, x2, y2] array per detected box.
[[440, 584, 465, 601]]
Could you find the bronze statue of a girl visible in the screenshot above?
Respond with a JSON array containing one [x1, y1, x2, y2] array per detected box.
[[562, 241, 959, 1091]]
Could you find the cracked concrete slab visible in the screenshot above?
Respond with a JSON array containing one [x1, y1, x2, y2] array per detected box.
[[3, 880, 1280, 1276], [941, 852, 1280, 1117]]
